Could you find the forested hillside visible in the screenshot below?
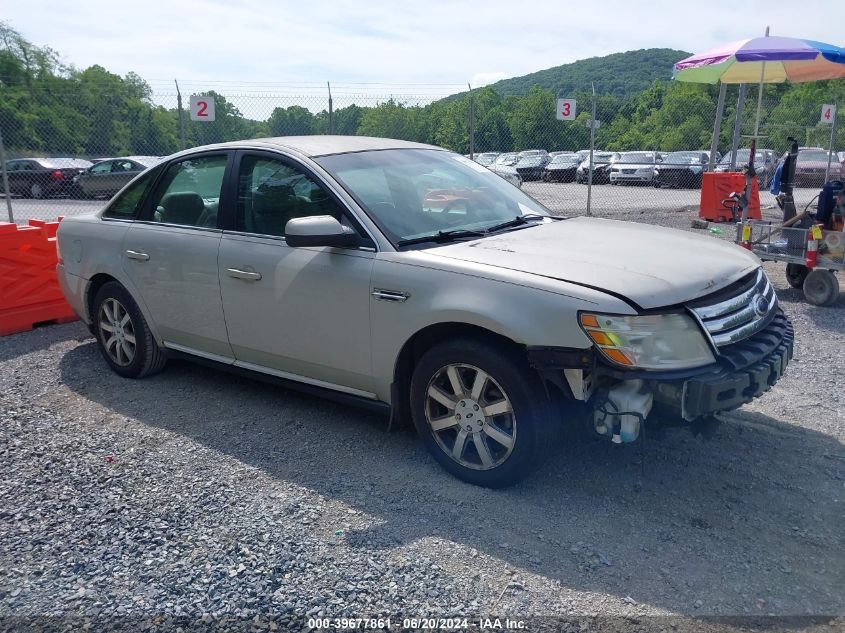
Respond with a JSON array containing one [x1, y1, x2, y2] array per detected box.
[[453, 48, 691, 99], [1, 24, 842, 159]]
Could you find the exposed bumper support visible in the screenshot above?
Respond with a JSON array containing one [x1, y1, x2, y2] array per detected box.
[[528, 310, 793, 424]]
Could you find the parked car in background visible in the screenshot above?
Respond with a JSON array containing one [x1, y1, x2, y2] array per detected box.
[[514, 150, 550, 181], [609, 152, 659, 185], [575, 152, 618, 184], [790, 148, 843, 187], [75, 156, 162, 198], [56, 135, 792, 488], [485, 162, 522, 188], [494, 152, 519, 167], [472, 152, 500, 166], [3, 157, 92, 198], [714, 149, 777, 188], [654, 151, 717, 189], [542, 152, 580, 182]]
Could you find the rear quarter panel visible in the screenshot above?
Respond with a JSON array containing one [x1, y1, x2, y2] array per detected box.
[[57, 216, 149, 327]]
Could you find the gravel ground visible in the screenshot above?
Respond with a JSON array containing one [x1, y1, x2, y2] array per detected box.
[[1, 203, 843, 632]]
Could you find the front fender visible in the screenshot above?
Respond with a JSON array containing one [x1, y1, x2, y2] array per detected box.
[[369, 256, 633, 401]]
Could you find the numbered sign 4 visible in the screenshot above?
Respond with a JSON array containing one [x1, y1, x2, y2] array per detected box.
[[556, 98, 576, 121], [821, 104, 836, 124], [190, 95, 216, 122]]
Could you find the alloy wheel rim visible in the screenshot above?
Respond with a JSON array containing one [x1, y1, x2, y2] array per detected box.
[[99, 298, 136, 366], [425, 363, 516, 471]]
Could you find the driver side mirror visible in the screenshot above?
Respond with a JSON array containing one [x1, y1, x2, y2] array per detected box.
[[285, 215, 361, 248]]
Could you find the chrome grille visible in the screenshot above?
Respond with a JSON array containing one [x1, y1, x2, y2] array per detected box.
[[688, 269, 777, 347]]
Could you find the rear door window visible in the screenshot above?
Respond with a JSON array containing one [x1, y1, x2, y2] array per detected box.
[[148, 155, 228, 228]]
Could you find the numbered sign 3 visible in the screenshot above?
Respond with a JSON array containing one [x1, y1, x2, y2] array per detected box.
[[190, 95, 216, 122], [556, 98, 576, 121], [821, 104, 836, 124]]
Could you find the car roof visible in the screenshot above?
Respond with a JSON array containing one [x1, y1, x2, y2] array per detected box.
[[182, 135, 442, 158], [22, 157, 92, 167]]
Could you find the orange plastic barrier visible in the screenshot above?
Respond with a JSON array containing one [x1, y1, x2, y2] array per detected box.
[[699, 172, 761, 222], [0, 218, 77, 336]]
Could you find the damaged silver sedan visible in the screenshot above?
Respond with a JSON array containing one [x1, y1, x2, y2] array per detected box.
[[56, 136, 793, 487]]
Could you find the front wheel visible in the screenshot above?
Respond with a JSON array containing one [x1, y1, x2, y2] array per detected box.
[[803, 269, 840, 306], [93, 282, 167, 378], [410, 338, 552, 488]]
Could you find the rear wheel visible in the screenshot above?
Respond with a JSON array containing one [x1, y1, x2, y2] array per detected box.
[[803, 269, 840, 306], [785, 263, 809, 289], [93, 282, 167, 378], [30, 182, 44, 199], [410, 338, 553, 488]]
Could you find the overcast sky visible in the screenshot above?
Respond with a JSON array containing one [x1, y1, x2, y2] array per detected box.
[[4, 0, 842, 92]]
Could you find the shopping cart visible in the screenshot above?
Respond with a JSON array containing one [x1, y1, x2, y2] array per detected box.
[[736, 221, 843, 306]]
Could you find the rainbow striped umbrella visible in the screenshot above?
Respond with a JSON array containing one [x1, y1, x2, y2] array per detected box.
[[674, 36, 845, 84]]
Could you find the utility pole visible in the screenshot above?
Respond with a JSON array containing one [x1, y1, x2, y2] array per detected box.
[[0, 124, 13, 223], [729, 84, 746, 170], [467, 83, 475, 159], [824, 100, 838, 183], [586, 83, 597, 217], [175, 79, 186, 151], [709, 83, 727, 170], [327, 81, 334, 135]]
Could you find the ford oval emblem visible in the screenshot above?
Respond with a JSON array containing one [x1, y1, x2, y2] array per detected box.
[[753, 294, 769, 318]]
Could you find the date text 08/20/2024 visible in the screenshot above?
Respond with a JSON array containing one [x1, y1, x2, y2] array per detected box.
[[308, 617, 527, 630]]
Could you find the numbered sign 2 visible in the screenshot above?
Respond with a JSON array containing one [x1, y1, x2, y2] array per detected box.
[[190, 95, 216, 122], [821, 104, 836, 124], [556, 98, 576, 121]]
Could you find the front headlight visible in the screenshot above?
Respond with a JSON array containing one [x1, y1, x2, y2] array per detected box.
[[579, 312, 715, 370]]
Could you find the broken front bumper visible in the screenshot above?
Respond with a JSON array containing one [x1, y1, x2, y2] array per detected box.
[[528, 310, 794, 422], [671, 311, 793, 420]]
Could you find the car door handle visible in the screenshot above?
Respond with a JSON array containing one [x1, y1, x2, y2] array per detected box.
[[125, 250, 150, 261], [226, 268, 262, 281]]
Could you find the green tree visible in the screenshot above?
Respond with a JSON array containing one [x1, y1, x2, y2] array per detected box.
[[357, 99, 424, 141], [267, 105, 315, 136], [333, 104, 364, 135]]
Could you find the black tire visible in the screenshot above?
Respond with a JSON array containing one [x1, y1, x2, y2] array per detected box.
[[803, 270, 840, 306], [92, 281, 167, 378], [410, 338, 553, 488], [785, 263, 809, 289], [30, 182, 44, 199]]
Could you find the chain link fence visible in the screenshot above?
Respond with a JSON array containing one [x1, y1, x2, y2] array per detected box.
[[1, 78, 842, 224]]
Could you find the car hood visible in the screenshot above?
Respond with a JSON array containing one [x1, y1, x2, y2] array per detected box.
[[613, 163, 654, 169], [426, 217, 759, 309]]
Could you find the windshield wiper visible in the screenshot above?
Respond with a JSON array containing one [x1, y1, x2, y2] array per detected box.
[[484, 213, 558, 234], [396, 228, 488, 247]]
